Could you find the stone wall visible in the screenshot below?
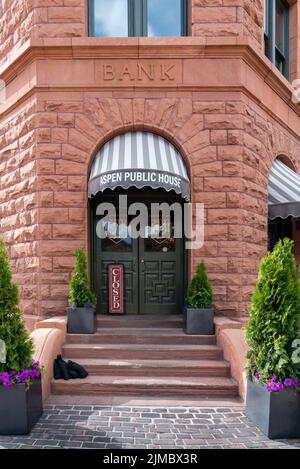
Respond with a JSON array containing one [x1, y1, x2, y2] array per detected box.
[[0, 0, 265, 63], [0, 0, 299, 323], [191, 0, 264, 50], [0, 0, 34, 67], [0, 97, 39, 322], [32, 0, 86, 39], [17, 89, 297, 319], [4, 0, 299, 83], [0, 0, 86, 66], [31, 0, 265, 50]]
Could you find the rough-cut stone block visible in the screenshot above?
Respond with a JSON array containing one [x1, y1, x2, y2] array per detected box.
[[57, 113, 75, 127], [208, 209, 241, 225], [53, 191, 85, 207], [205, 115, 243, 130], [56, 160, 86, 175], [38, 176, 67, 191], [40, 208, 68, 224], [52, 224, 85, 239], [193, 7, 237, 24]]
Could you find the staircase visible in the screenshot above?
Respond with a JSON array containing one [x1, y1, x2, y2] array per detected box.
[[51, 315, 239, 398]]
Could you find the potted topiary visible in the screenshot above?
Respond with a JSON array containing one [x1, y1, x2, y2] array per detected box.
[[245, 238, 300, 439], [184, 261, 214, 335], [67, 249, 97, 334], [0, 240, 43, 435]]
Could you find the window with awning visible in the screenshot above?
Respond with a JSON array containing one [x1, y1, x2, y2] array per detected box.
[[89, 131, 190, 201], [269, 160, 300, 220]]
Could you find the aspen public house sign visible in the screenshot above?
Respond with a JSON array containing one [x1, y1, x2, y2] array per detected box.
[[99, 170, 181, 190]]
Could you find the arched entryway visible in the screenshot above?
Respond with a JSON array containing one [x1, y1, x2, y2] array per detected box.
[[88, 131, 190, 315]]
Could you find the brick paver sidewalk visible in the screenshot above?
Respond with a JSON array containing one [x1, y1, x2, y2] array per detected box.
[[0, 405, 299, 449]]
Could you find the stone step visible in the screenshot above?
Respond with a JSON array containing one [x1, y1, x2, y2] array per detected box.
[[66, 328, 216, 345], [62, 357, 230, 377], [62, 343, 223, 360], [51, 375, 238, 397], [96, 315, 183, 329], [47, 393, 243, 407]]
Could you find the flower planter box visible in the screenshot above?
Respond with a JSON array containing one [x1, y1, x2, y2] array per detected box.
[[67, 307, 96, 334], [0, 376, 43, 435], [246, 378, 300, 439], [184, 305, 214, 335]]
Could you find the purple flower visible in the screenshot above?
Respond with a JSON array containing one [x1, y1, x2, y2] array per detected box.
[[29, 369, 40, 379], [277, 382, 284, 391], [270, 376, 277, 382], [284, 378, 293, 387], [0, 372, 9, 381], [266, 384, 272, 392], [0, 359, 44, 388], [16, 369, 29, 383], [255, 372, 261, 380]]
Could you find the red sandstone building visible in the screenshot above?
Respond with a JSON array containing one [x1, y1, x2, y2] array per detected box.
[[1, 0, 300, 331]]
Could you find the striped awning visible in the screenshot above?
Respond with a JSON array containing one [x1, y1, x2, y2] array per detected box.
[[89, 132, 190, 200], [269, 160, 300, 220]]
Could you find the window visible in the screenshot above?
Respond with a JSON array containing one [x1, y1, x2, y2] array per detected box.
[[264, 0, 289, 79], [89, 0, 188, 37], [147, 0, 184, 37], [89, 0, 129, 37]]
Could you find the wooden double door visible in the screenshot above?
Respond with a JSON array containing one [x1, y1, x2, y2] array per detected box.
[[91, 189, 186, 315]]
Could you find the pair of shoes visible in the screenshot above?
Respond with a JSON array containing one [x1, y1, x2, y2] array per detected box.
[[53, 355, 88, 380]]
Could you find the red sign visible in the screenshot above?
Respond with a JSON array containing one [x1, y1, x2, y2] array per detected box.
[[108, 264, 124, 314]]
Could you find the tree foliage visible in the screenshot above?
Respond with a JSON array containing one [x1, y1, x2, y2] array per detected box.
[[245, 238, 300, 380], [0, 240, 33, 372], [186, 261, 213, 309], [69, 249, 97, 308]]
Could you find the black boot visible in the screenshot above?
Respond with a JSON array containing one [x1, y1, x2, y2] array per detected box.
[[55, 355, 69, 380], [67, 361, 88, 379], [68, 369, 80, 379], [53, 358, 62, 380]]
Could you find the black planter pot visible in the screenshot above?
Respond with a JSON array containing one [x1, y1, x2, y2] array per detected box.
[[67, 307, 96, 334], [246, 378, 300, 439], [184, 305, 214, 335], [0, 376, 43, 435]]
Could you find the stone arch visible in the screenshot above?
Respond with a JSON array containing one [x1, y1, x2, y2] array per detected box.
[[274, 154, 298, 173], [79, 96, 203, 191], [86, 123, 192, 184], [87, 129, 191, 206]]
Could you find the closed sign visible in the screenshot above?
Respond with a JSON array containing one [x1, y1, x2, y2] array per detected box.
[[108, 264, 124, 314]]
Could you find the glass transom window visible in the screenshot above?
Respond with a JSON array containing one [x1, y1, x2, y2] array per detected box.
[[90, 0, 129, 37], [89, 0, 188, 37]]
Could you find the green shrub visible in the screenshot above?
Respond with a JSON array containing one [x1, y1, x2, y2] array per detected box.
[[186, 261, 213, 309], [245, 238, 300, 381], [0, 240, 33, 373], [69, 249, 97, 308]]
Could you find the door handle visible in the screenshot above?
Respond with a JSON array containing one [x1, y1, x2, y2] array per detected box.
[[141, 259, 145, 272]]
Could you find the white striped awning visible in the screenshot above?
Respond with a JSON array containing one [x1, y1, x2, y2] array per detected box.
[[89, 131, 190, 200], [269, 160, 300, 220]]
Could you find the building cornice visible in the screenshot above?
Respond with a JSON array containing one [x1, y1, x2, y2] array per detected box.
[[0, 36, 299, 119]]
